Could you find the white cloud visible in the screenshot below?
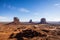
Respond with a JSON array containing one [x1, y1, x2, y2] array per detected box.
[[0, 16, 11, 22], [7, 5, 16, 9], [3, 3, 30, 13], [3, 3, 16, 10], [46, 17, 60, 21], [54, 4, 60, 7], [18, 8, 30, 13], [0, 16, 7, 19]]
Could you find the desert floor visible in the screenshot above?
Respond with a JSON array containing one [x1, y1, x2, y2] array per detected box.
[[0, 23, 60, 40]]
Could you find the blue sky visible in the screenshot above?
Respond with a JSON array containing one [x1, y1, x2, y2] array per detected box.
[[0, 0, 60, 22]]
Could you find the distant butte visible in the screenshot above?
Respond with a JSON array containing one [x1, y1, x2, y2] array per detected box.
[[6, 17, 21, 25], [13, 17, 20, 24], [39, 18, 48, 24], [5, 17, 48, 25], [29, 19, 32, 23]]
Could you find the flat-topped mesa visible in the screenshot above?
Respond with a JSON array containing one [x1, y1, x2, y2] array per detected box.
[[13, 17, 20, 24], [40, 18, 47, 24]]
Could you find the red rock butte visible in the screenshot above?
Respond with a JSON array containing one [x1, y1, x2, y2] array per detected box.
[[6, 17, 48, 25]]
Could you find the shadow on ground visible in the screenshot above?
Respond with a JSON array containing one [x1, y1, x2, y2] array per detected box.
[[9, 29, 47, 40]]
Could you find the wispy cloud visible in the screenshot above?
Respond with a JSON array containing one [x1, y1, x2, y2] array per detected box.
[[0, 16, 11, 22], [0, 16, 7, 19], [3, 3, 16, 10], [54, 3, 60, 7], [7, 5, 16, 9], [3, 3, 30, 13], [18, 8, 30, 13]]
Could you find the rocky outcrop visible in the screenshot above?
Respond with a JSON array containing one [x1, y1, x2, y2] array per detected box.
[[6, 17, 20, 25], [13, 17, 20, 24], [29, 19, 32, 23], [40, 18, 47, 24]]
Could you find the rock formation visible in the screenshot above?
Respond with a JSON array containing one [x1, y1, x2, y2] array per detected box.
[[13, 17, 20, 24], [6, 17, 20, 25], [40, 18, 47, 24], [29, 19, 32, 23]]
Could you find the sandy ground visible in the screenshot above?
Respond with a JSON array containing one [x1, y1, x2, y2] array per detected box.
[[0, 23, 60, 40]]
